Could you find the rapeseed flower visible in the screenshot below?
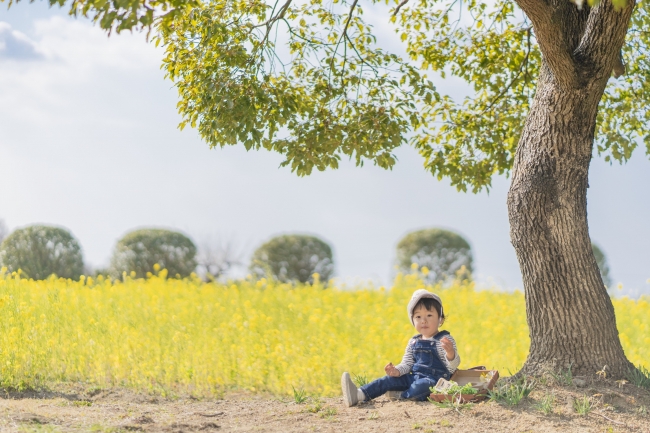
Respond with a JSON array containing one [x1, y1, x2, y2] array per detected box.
[[0, 272, 646, 397]]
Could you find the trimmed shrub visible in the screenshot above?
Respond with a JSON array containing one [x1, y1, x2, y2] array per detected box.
[[591, 242, 612, 289], [250, 234, 334, 283], [0, 225, 84, 280], [110, 229, 197, 279], [396, 228, 473, 283]]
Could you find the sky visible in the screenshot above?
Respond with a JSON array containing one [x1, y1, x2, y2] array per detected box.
[[0, 2, 649, 297]]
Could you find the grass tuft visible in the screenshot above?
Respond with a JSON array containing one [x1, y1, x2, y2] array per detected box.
[[319, 407, 337, 419], [534, 392, 555, 415], [548, 364, 574, 386], [628, 365, 650, 389], [352, 373, 370, 387], [488, 377, 535, 406], [573, 395, 592, 415], [305, 400, 323, 413], [291, 386, 308, 404]]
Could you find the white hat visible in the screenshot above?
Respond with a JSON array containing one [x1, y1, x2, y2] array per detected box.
[[407, 289, 443, 325]]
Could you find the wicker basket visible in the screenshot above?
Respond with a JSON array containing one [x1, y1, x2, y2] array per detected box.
[[428, 366, 499, 403]]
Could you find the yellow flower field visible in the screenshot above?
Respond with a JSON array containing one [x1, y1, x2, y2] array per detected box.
[[0, 271, 647, 397]]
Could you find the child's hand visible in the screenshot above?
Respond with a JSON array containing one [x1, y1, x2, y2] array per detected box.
[[440, 337, 455, 361], [384, 362, 400, 377]]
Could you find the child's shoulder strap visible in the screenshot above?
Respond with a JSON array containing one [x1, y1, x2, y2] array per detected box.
[[433, 330, 450, 340]]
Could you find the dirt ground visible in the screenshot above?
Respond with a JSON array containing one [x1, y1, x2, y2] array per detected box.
[[0, 378, 649, 433]]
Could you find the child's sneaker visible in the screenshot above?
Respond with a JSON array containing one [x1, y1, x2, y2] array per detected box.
[[386, 390, 402, 400], [341, 372, 358, 407]]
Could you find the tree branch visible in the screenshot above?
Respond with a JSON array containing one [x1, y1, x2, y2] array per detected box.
[[513, 0, 582, 89], [331, 0, 366, 78], [393, 0, 410, 17], [575, 0, 635, 81], [254, 0, 293, 46], [342, 0, 360, 41]]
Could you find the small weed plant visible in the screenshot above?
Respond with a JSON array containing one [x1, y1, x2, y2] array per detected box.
[[86, 386, 103, 396], [368, 411, 379, 420], [306, 400, 323, 413], [352, 373, 369, 387], [291, 386, 308, 404], [534, 393, 555, 415], [489, 377, 535, 406], [548, 364, 574, 386], [573, 395, 592, 415], [628, 365, 650, 389], [319, 407, 337, 419]]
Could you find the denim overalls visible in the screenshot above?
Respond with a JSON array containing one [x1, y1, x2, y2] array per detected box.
[[360, 331, 452, 402]]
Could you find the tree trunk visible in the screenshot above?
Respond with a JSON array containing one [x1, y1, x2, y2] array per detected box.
[[505, 0, 637, 379], [507, 58, 634, 378]]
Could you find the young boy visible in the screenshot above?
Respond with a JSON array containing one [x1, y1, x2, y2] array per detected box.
[[341, 289, 460, 406]]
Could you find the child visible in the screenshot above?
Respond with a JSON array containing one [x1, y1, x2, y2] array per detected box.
[[341, 289, 460, 406]]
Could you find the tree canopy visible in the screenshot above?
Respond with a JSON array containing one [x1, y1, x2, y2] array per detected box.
[[152, 0, 649, 192], [0, 225, 85, 280], [4, 0, 648, 188], [396, 228, 473, 283], [110, 228, 197, 279], [250, 234, 334, 283]]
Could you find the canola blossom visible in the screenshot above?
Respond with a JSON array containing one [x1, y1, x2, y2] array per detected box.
[[0, 271, 647, 397]]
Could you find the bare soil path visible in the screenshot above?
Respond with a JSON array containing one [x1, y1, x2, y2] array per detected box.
[[0, 379, 648, 432]]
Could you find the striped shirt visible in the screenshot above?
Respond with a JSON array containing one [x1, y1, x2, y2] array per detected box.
[[394, 333, 460, 377]]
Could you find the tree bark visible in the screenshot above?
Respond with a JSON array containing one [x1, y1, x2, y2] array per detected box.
[[507, 0, 636, 378]]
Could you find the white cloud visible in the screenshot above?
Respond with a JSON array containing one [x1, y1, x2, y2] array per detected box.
[[0, 21, 44, 60], [0, 17, 165, 138]]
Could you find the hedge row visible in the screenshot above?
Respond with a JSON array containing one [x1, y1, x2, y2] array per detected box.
[[0, 224, 612, 287]]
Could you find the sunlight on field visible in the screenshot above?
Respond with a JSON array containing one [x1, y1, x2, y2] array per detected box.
[[0, 271, 647, 397]]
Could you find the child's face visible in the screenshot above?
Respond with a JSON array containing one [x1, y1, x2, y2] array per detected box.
[[412, 305, 441, 339]]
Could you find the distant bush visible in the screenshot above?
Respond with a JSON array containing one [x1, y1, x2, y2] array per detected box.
[[591, 242, 612, 289], [110, 229, 197, 279], [396, 228, 473, 284], [250, 234, 334, 283], [0, 225, 84, 280]]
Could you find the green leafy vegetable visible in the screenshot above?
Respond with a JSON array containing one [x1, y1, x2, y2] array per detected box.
[[431, 382, 480, 395]]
